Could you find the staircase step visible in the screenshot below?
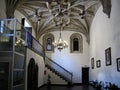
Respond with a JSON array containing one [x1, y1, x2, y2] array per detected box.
[[45, 64, 72, 84]]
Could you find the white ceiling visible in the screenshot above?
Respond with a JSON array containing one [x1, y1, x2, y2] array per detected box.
[[16, 0, 101, 42]]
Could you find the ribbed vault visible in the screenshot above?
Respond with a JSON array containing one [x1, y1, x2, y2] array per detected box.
[[5, 0, 104, 43]]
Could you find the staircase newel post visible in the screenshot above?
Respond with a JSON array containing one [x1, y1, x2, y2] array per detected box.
[[47, 75, 51, 90]]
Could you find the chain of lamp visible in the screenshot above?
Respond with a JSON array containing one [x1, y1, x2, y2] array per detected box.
[[52, 17, 68, 51]]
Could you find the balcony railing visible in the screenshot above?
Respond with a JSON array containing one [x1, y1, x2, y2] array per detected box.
[[45, 56, 73, 84], [0, 18, 45, 56], [0, 18, 72, 84]]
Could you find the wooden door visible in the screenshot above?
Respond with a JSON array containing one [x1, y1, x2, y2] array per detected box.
[[82, 67, 89, 84], [27, 58, 36, 90]]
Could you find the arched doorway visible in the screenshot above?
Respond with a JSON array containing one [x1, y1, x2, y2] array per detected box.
[[27, 58, 38, 90]]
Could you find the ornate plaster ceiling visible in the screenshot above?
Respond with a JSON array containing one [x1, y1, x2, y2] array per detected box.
[[6, 0, 102, 42]]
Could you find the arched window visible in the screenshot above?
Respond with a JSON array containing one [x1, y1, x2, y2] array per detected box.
[[46, 38, 52, 51], [70, 33, 83, 53], [43, 33, 54, 52], [73, 38, 79, 51]]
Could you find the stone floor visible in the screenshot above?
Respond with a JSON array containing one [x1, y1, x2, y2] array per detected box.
[[38, 85, 96, 90]]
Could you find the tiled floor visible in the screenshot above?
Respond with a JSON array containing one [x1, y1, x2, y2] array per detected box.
[[38, 85, 96, 90]]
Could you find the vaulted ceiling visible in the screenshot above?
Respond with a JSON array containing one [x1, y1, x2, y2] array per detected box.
[[5, 0, 105, 42]]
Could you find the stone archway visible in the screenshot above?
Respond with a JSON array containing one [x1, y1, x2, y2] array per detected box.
[[27, 58, 38, 90]]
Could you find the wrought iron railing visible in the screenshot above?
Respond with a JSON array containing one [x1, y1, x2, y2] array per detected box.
[[0, 18, 45, 56], [25, 30, 45, 56], [0, 18, 72, 84], [0, 18, 45, 90], [45, 56, 73, 83]]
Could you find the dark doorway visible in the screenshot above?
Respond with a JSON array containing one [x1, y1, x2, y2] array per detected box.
[[35, 64, 38, 90], [0, 62, 9, 90], [82, 67, 89, 84], [27, 58, 38, 90]]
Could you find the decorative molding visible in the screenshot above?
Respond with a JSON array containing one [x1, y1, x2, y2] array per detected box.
[[99, 0, 112, 18], [5, 0, 20, 18], [70, 33, 83, 53], [43, 33, 54, 52]]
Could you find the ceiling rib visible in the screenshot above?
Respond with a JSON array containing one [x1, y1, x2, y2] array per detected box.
[[15, 0, 101, 43]]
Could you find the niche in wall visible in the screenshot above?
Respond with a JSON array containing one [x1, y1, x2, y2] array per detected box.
[[70, 33, 83, 53]]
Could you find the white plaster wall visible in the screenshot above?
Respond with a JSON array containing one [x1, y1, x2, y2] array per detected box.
[[0, 0, 89, 85], [44, 67, 67, 84], [41, 31, 90, 83], [0, 0, 6, 19], [25, 48, 45, 90], [90, 0, 120, 87], [14, 10, 36, 38]]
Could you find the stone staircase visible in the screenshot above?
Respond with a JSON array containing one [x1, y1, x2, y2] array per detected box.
[[45, 57, 73, 85]]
